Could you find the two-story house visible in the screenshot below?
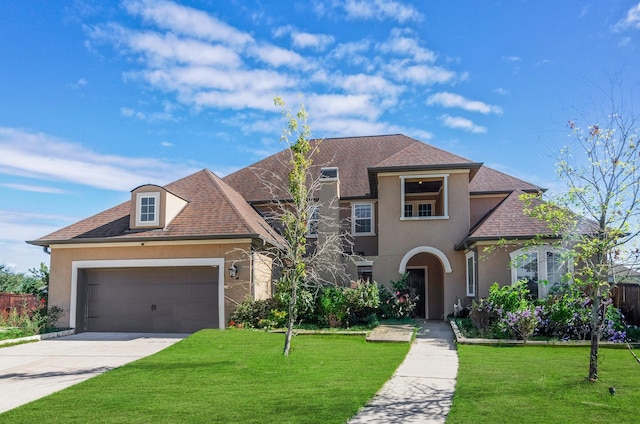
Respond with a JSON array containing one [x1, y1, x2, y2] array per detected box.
[[28, 134, 556, 332]]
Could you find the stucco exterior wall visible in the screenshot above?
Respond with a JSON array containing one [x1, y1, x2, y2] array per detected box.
[[469, 194, 507, 228], [47, 241, 255, 329], [476, 244, 519, 298], [252, 252, 273, 300], [372, 170, 471, 318]]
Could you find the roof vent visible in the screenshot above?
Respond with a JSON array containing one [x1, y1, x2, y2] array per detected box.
[[320, 167, 339, 180]]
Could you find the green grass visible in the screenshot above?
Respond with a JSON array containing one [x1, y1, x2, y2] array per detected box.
[[0, 328, 31, 341], [448, 344, 640, 423], [0, 329, 409, 423]]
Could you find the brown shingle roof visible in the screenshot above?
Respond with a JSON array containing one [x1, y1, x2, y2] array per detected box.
[[469, 166, 542, 193], [224, 134, 497, 201], [29, 170, 282, 246], [455, 191, 553, 249]]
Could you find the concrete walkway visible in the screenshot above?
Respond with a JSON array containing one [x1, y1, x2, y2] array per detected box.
[[0, 332, 186, 413], [349, 321, 458, 424]]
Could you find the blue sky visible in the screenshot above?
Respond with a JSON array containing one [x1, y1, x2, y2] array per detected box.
[[1, 0, 640, 272]]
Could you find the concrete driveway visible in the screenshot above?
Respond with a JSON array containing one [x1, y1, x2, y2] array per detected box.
[[0, 332, 187, 413]]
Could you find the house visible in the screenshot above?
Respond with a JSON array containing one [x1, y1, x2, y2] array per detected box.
[[28, 134, 557, 331]]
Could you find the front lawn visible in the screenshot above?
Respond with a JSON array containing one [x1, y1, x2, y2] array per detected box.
[[448, 344, 640, 423], [0, 330, 409, 423]]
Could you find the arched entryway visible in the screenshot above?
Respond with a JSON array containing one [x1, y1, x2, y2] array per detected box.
[[399, 247, 452, 320]]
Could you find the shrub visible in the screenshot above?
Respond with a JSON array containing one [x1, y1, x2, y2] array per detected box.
[[0, 303, 64, 336], [469, 298, 499, 331], [318, 286, 347, 327], [377, 274, 419, 319], [272, 277, 316, 323], [343, 280, 380, 326], [535, 283, 590, 340], [229, 298, 278, 328], [501, 307, 538, 342]]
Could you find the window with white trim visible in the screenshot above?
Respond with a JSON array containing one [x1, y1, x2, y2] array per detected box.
[[352, 203, 375, 236], [307, 205, 319, 237], [400, 174, 448, 220], [510, 246, 570, 299], [465, 251, 476, 297], [136, 192, 160, 227]]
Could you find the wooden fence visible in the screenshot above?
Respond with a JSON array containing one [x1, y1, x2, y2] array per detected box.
[[0, 293, 39, 317], [612, 284, 640, 327]]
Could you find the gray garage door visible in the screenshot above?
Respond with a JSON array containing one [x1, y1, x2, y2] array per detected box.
[[79, 266, 218, 333]]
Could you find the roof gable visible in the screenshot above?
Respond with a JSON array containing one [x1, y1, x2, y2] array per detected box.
[[30, 169, 281, 246], [455, 190, 553, 250]]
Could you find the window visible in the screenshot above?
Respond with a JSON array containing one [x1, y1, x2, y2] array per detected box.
[[320, 167, 339, 180], [400, 174, 448, 220], [136, 192, 160, 227], [357, 266, 373, 282], [352, 203, 375, 235], [510, 247, 570, 299], [307, 205, 319, 237], [465, 251, 476, 297]]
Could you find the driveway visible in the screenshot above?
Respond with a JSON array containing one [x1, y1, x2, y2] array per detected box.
[[0, 332, 187, 413]]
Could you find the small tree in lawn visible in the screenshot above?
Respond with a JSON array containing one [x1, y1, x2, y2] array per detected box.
[[525, 86, 640, 381], [267, 97, 351, 356]]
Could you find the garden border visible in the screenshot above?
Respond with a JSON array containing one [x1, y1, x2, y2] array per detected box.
[[449, 319, 639, 348], [0, 329, 75, 346]]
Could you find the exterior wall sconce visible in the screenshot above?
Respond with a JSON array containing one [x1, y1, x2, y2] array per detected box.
[[229, 262, 238, 278]]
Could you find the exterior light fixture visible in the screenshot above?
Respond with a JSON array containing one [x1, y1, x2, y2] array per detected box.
[[229, 263, 238, 278]]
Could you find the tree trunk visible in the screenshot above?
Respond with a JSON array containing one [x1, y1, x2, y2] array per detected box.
[[283, 275, 297, 357], [588, 294, 601, 381]]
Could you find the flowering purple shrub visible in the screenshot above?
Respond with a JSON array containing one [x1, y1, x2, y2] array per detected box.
[[464, 281, 629, 342], [500, 308, 538, 342]]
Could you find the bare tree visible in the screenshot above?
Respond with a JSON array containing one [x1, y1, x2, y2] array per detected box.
[[247, 97, 353, 356]]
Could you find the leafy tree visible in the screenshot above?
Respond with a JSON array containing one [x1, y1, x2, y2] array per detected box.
[[524, 86, 640, 381], [0, 263, 48, 295]]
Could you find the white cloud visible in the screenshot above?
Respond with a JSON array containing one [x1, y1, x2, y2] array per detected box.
[[0, 183, 66, 194], [393, 63, 456, 85], [343, 0, 423, 23], [493, 87, 509, 96], [0, 127, 197, 191], [160, 141, 173, 147], [427, 92, 503, 114], [291, 32, 335, 51], [378, 29, 436, 62], [249, 43, 307, 68], [503, 55, 522, 62], [439, 115, 487, 134], [129, 31, 243, 67], [123, 0, 254, 46], [307, 93, 381, 121], [613, 2, 640, 32], [0, 210, 74, 242], [276, 25, 335, 51]]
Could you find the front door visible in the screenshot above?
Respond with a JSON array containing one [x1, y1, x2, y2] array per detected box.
[[407, 268, 426, 318]]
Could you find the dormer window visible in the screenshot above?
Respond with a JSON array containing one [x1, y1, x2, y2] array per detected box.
[[136, 192, 160, 227]]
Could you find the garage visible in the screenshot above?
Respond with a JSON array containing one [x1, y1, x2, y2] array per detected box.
[[75, 266, 219, 333]]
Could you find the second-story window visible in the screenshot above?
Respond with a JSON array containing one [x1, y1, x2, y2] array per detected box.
[[352, 203, 375, 236], [400, 174, 448, 220]]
